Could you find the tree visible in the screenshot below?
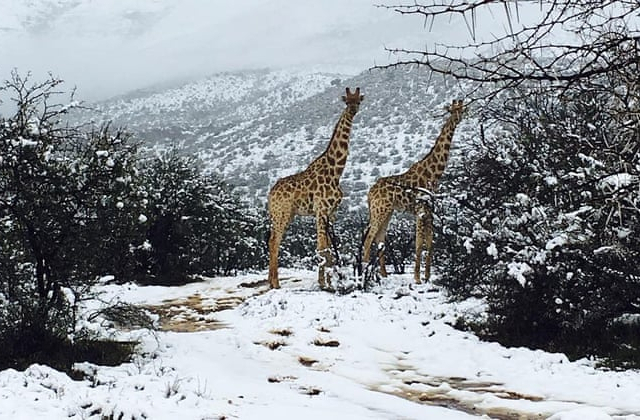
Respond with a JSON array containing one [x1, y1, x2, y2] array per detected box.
[[436, 79, 640, 364], [378, 0, 640, 101], [137, 149, 265, 284], [380, 1, 640, 365], [0, 72, 145, 368]]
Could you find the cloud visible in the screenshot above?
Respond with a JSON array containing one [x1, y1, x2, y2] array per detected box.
[[0, 0, 546, 101]]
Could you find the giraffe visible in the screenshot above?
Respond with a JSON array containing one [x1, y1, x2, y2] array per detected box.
[[267, 87, 364, 289], [362, 99, 465, 284]]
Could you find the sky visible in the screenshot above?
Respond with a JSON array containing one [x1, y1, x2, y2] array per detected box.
[[0, 0, 543, 101], [0, 0, 423, 100]]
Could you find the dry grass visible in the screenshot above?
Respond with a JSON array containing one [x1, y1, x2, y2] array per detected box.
[[374, 365, 549, 420], [267, 375, 297, 383], [300, 386, 322, 396], [270, 328, 293, 337], [257, 340, 287, 350]]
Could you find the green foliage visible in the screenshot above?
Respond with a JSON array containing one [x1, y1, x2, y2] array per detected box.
[[136, 149, 266, 284], [0, 72, 268, 369], [382, 214, 416, 275], [277, 207, 369, 272], [0, 72, 144, 368], [438, 81, 640, 365]]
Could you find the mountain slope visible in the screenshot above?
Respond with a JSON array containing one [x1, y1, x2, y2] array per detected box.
[[84, 67, 478, 208]]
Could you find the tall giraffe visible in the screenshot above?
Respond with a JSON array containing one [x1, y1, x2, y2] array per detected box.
[[268, 87, 364, 289], [362, 99, 465, 284]]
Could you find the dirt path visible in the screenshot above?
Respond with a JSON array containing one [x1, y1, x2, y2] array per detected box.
[[139, 277, 631, 420], [142, 278, 273, 332]]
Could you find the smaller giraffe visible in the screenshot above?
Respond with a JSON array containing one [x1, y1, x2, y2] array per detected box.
[[362, 99, 465, 284], [268, 87, 364, 289]]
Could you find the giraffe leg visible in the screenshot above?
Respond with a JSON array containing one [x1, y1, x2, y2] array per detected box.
[[414, 216, 425, 284], [375, 213, 392, 277], [268, 211, 292, 289], [316, 212, 333, 289], [376, 226, 389, 277], [363, 210, 392, 276], [423, 210, 434, 283], [362, 224, 376, 265]]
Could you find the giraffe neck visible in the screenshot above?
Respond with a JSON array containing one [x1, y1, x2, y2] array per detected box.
[[317, 107, 355, 179], [406, 113, 461, 187]]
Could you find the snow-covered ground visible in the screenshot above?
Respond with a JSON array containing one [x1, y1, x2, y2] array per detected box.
[[1, 269, 639, 420]]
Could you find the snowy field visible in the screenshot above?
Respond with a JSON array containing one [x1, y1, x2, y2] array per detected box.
[[1, 269, 639, 420]]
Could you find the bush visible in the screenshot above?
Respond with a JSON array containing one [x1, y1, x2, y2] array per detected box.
[[438, 83, 640, 365], [276, 207, 370, 275], [0, 72, 145, 369], [0, 72, 269, 369], [136, 149, 265, 284]]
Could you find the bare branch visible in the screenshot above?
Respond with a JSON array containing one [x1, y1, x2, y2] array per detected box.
[[375, 0, 640, 102]]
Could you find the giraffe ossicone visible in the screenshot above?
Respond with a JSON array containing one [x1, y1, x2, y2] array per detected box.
[[362, 99, 465, 284], [267, 87, 364, 289]]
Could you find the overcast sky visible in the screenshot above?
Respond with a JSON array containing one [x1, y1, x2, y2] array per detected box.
[[0, 0, 537, 101]]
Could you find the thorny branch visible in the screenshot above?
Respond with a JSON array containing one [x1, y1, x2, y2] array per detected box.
[[375, 1, 640, 102]]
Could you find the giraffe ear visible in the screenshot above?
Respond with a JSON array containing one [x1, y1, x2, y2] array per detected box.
[[359, 95, 365, 102], [341, 95, 347, 102]]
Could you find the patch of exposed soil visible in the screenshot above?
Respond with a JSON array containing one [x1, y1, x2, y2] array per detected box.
[[144, 294, 245, 332], [374, 363, 550, 420]]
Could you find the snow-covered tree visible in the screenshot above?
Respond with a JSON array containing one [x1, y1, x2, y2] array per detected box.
[[0, 72, 144, 367], [137, 149, 265, 284], [379, 0, 640, 366], [379, 0, 640, 103], [438, 78, 640, 363]]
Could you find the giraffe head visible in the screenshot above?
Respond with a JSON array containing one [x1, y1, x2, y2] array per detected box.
[[342, 87, 364, 115], [446, 99, 465, 120]]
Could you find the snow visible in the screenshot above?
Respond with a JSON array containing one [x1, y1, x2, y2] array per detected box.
[[545, 175, 559, 186], [2, 269, 640, 419], [486, 242, 498, 258], [598, 173, 637, 193], [507, 262, 532, 287], [11, 137, 38, 148], [463, 237, 474, 253], [546, 234, 568, 250]]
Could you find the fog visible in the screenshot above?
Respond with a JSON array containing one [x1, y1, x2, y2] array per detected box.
[[0, 0, 542, 101]]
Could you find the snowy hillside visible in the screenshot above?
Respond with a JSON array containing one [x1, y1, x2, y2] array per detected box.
[[82, 67, 477, 208], [1, 271, 639, 419]]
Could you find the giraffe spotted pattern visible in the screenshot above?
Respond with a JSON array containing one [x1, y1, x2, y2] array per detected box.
[[363, 100, 465, 284], [268, 87, 364, 289]]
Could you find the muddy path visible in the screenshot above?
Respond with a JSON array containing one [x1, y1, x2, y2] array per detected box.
[[138, 277, 632, 419]]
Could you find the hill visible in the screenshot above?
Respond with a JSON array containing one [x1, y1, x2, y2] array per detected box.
[[83, 67, 478, 208]]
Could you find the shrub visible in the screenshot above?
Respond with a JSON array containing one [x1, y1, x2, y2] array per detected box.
[[137, 149, 265, 284], [438, 84, 640, 365], [0, 72, 145, 368]]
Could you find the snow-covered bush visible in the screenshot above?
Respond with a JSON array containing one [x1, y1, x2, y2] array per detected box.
[[136, 149, 265, 284], [438, 82, 640, 363], [277, 208, 364, 271], [278, 205, 418, 279], [381, 213, 417, 275], [0, 72, 145, 368]]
